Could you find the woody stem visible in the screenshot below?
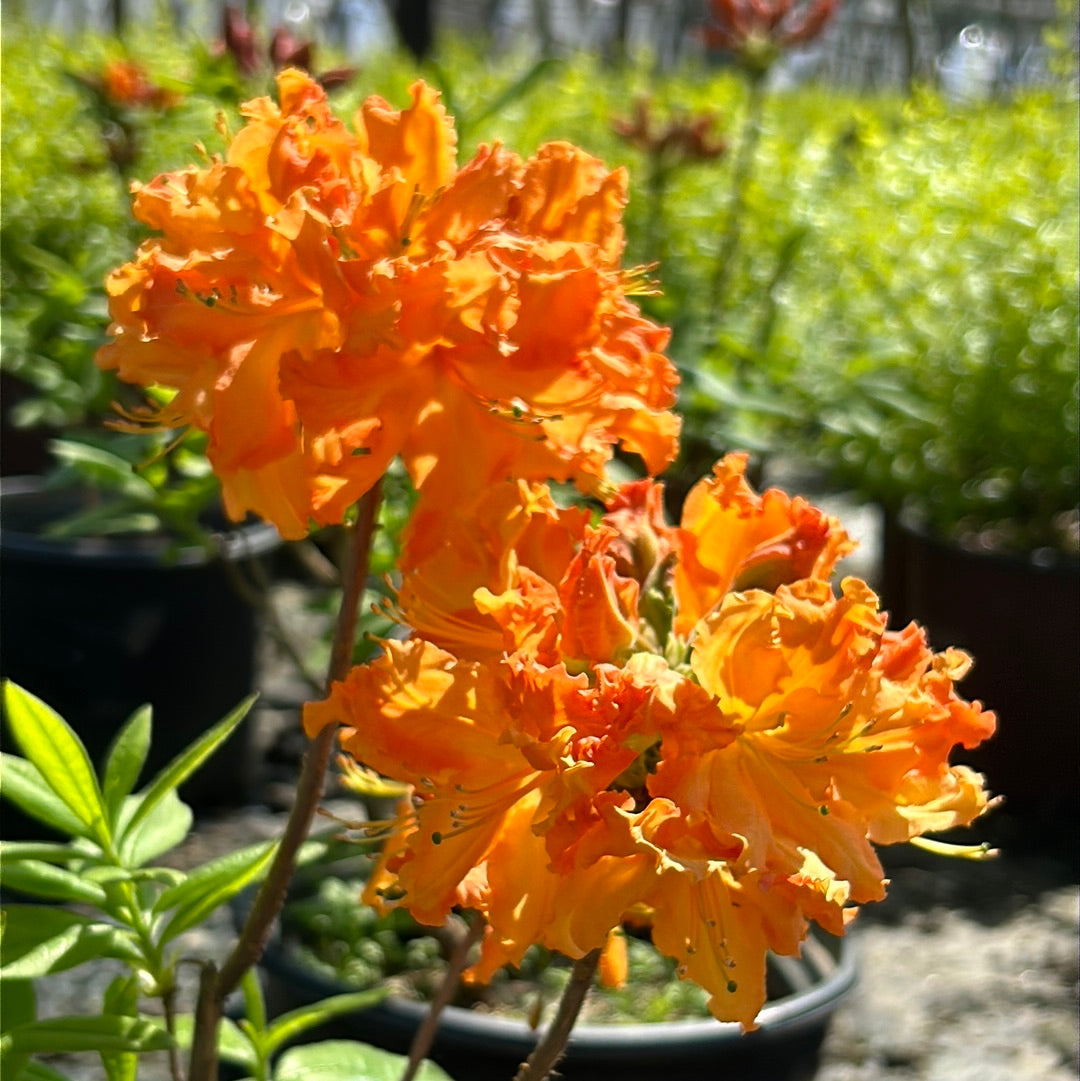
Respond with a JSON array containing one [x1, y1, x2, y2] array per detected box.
[[512, 947, 603, 1081], [187, 482, 383, 1080], [400, 916, 486, 1081]]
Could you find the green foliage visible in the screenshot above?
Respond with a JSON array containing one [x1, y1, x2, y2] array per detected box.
[[4, 24, 1076, 556], [767, 89, 1079, 555], [0, 683, 443, 1081], [427, 47, 1079, 555], [286, 875, 715, 1025]]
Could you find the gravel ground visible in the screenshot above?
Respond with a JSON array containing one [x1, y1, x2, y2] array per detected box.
[[25, 504, 1080, 1081]]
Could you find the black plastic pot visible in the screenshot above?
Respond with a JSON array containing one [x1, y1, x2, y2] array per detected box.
[[0, 477, 281, 821], [880, 511, 1080, 827], [253, 907, 856, 1081]]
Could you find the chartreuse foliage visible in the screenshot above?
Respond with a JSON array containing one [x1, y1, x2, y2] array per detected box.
[[0, 683, 452, 1081], [4, 21, 1075, 554]]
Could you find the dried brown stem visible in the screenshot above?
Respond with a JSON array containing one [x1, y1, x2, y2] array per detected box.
[[186, 482, 383, 1080], [512, 947, 602, 1081], [400, 916, 485, 1081]]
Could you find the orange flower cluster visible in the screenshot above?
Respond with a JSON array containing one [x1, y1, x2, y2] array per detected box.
[[100, 59, 180, 110], [305, 454, 996, 1028], [98, 71, 679, 537]]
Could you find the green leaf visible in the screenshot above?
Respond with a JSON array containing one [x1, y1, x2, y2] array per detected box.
[[123, 866, 187, 889], [12, 1063, 73, 1081], [102, 706, 152, 828], [0, 841, 83, 865], [0, 977, 35, 1034], [240, 967, 267, 1035], [0, 1015, 172, 1056], [1, 684, 109, 846], [172, 1015, 256, 1071], [116, 790, 193, 869], [273, 1041, 454, 1081], [120, 695, 255, 842], [0, 907, 139, 979], [0, 754, 91, 840], [0, 860, 108, 906], [442, 56, 560, 142], [46, 439, 159, 505], [156, 839, 278, 945], [263, 992, 387, 1060], [101, 976, 139, 1081]]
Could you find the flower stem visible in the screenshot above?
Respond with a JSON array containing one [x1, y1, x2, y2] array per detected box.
[[186, 482, 383, 1080], [708, 70, 767, 333], [400, 916, 485, 1081], [512, 947, 602, 1081]]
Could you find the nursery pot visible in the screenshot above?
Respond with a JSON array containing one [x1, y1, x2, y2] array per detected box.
[[0, 476, 280, 821], [880, 511, 1079, 829], [247, 893, 857, 1081]]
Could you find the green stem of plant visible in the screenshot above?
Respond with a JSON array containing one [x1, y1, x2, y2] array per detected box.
[[708, 69, 768, 337], [186, 481, 383, 1081], [512, 947, 602, 1081]]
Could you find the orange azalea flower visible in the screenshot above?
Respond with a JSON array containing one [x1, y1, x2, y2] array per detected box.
[[306, 455, 996, 1028], [98, 71, 679, 538], [99, 59, 180, 110]]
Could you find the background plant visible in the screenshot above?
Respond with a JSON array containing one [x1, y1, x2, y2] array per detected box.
[[7, 21, 1074, 553]]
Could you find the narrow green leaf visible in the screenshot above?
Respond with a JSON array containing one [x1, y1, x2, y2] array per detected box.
[[157, 839, 278, 945], [1, 684, 109, 846], [102, 706, 152, 828], [273, 1040, 453, 1081], [120, 696, 255, 842], [124, 867, 187, 889], [0, 841, 82, 865], [0, 754, 90, 839], [12, 1060, 73, 1081], [47, 440, 158, 504], [0, 977, 35, 1033], [116, 790, 193, 869], [453, 56, 559, 140], [1, 1015, 172, 1055], [1, 923, 139, 979], [0, 861, 108, 906], [101, 976, 139, 1081], [154, 838, 276, 915], [264, 991, 387, 1059], [239, 967, 266, 1035], [1, 907, 138, 978]]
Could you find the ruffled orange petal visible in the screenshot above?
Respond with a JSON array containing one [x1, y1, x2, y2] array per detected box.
[[675, 454, 854, 636]]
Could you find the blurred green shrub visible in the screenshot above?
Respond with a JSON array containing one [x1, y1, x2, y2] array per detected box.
[[452, 49, 1077, 557], [769, 89, 1079, 557], [3, 24, 1076, 556]]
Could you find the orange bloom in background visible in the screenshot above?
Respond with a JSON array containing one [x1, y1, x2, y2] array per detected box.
[[99, 59, 180, 109], [305, 454, 996, 1028], [98, 70, 679, 538], [701, 0, 840, 58]]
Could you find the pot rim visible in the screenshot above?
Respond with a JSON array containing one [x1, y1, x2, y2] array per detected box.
[[893, 504, 1079, 574], [255, 904, 857, 1052], [0, 475, 281, 567]]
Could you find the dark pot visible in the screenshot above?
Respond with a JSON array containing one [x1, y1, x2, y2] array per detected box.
[[252, 904, 856, 1081], [880, 512, 1080, 829], [0, 477, 281, 822]]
